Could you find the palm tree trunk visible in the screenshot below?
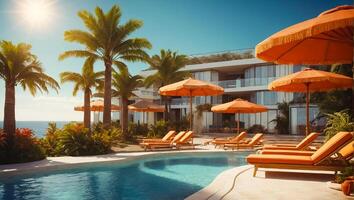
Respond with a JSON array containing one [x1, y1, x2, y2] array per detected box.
[[103, 60, 112, 128], [3, 81, 15, 148], [83, 88, 91, 130], [120, 97, 129, 136]]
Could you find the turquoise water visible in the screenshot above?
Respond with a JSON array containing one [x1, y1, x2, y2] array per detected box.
[[0, 152, 250, 200]]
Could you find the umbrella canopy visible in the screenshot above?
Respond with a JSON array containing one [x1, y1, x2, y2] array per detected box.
[[269, 68, 353, 92], [128, 100, 165, 112], [74, 100, 120, 112], [269, 68, 353, 135], [211, 98, 268, 133], [159, 77, 224, 96], [128, 100, 165, 124], [159, 77, 224, 130], [256, 5, 354, 65]]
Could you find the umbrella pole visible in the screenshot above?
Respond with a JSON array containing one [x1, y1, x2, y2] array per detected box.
[[189, 95, 193, 131], [237, 113, 240, 134], [189, 95, 193, 145], [306, 83, 310, 136]]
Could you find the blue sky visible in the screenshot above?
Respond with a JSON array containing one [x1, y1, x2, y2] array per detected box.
[[0, 0, 351, 121]]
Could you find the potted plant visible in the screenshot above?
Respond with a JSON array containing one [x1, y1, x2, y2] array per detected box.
[[327, 166, 354, 193]]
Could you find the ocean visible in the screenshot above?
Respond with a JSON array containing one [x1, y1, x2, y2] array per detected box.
[[0, 121, 72, 138]]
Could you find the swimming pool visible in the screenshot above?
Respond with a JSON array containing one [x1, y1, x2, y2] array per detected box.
[[0, 152, 250, 200]]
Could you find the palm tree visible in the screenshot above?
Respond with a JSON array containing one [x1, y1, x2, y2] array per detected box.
[[113, 67, 143, 136], [60, 57, 103, 130], [59, 5, 151, 128], [270, 101, 290, 134], [0, 41, 59, 147], [144, 49, 190, 121]]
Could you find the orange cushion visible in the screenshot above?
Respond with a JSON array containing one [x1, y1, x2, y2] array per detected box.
[[296, 132, 319, 149], [249, 133, 263, 145], [261, 150, 315, 156], [262, 146, 299, 150], [162, 130, 176, 141], [179, 131, 193, 143], [311, 132, 353, 163], [338, 140, 354, 159], [247, 154, 313, 165], [171, 131, 186, 143], [230, 132, 247, 142]]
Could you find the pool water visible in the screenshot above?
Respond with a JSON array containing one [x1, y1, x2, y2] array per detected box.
[[0, 152, 250, 200]]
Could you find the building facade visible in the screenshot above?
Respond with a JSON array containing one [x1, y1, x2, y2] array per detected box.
[[133, 50, 321, 135]]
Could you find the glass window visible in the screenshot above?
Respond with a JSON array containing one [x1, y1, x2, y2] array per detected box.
[[255, 67, 261, 85]]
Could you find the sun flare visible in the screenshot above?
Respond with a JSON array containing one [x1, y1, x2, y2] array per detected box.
[[17, 0, 56, 28]]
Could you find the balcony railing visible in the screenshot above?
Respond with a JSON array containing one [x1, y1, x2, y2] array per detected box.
[[214, 77, 277, 89]]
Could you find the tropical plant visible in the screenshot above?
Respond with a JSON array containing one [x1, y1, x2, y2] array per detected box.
[[128, 122, 149, 137], [59, 5, 151, 128], [170, 116, 189, 132], [112, 67, 143, 137], [44, 122, 119, 156], [270, 102, 290, 134], [323, 110, 354, 141], [148, 120, 169, 138], [0, 41, 59, 149], [335, 166, 354, 184], [0, 128, 45, 164], [144, 49, 190, 121], [40, 122, 59, 156], [60, 57, 104, 129], [311, 64, 353, 116], [247, 124, 267, 134]]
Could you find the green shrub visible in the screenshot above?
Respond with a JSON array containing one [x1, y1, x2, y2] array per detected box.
[[247, 124, 268, 134], [148, 120, 169, 138], [128, 122, 149, 137], [40, 122, 59, 156], [0, 128, 45, 164], [335, 166, 354, 183], [170, 117, 189, 132], [324, 110, 354, 141], [41, 122, 121, 156]]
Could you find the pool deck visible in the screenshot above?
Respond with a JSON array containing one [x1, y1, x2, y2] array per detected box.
[[0, 136, 352, 199], [187, 165, 353, 200]]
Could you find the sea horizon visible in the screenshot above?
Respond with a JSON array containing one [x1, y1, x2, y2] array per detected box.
[[0, 121, 74, 137]]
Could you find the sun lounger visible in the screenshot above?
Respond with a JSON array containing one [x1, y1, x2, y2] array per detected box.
[[262, 132, 319, 151], [260, 140, 354, 157], [224, 133, 263, 150], [140, 131, 186, 150], [211, 132, 247, 148], [141, 131, 194, 151], [140, 130, 176, 143], [247, 132, 353, 177], [175, 131, 195, 149]]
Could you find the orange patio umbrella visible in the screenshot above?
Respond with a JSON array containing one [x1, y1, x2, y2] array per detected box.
[[75, 100, 120, 122], [256, 5, 354, 65], [128, 100, 165, 124], [269, 68, 353, 135], [211, 98, 268, 134], [74, 100, 120, 112], [159, 77, 224, 130]]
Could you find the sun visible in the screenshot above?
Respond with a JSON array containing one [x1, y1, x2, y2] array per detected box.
[[16, 0, 56, 29]]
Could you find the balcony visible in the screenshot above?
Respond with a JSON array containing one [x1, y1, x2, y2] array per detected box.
[[214, 77, 277, 89]]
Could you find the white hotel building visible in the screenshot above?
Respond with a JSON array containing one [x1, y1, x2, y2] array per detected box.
[[128, 50, 321, 135]]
